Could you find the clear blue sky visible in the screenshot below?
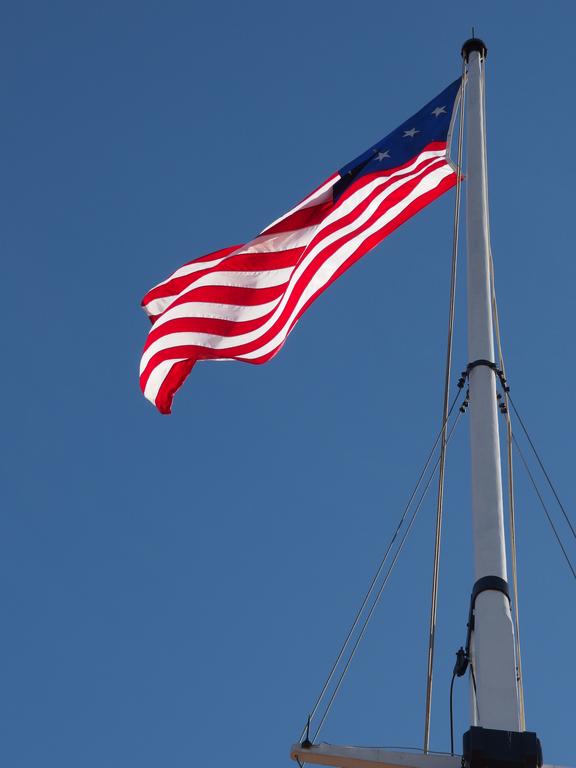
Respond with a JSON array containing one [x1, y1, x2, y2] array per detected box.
[[3, 2, 575, 766]]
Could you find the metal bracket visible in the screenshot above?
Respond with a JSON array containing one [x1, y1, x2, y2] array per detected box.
[[301, 714, 313, 749], [457, 359, 510, 393]]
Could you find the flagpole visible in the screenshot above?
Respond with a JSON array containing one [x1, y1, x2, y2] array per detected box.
[[462, 38, 521, 732], [291, 43, 545, 768]]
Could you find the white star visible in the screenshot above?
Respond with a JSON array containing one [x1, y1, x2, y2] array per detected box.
[[432, 105, 447, 117], [403, 127, 420, 138], [376, 150, 390, 161]]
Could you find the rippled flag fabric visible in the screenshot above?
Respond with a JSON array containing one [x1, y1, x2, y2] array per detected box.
[[140, 78, 462, 414]]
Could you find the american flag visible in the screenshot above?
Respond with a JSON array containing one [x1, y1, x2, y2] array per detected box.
[[140, 78, 461, 413]]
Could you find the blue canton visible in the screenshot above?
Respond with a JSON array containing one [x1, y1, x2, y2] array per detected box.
[[334, 78, 461, 201]]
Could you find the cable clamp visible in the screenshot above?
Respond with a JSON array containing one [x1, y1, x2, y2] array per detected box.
[[470, 575, 510, 608], [453, 646, 469, 677]]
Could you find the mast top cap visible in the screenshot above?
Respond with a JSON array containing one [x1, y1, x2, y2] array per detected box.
[[461, 37, 488, 61]]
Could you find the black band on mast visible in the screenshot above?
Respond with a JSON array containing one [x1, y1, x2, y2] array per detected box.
[[465, 576, 510, 658], [471, 575, 510, 608]]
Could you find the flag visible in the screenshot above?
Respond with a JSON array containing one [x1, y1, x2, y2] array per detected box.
[[140, 78, 462, 414]]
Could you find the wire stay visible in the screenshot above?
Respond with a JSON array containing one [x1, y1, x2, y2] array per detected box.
[[306, 405, 465, 745], [423, 54, 467, 754], [298, 388, 465, 744], [512, 433, 576, 581], [488, 240, 526, 728], [507, 394, 576, 542]]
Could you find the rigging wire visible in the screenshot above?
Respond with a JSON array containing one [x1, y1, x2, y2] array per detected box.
[[507, 394, 576, 542], [449, 670, 457, 756], [489, 271, 525, 728], [469, 663, 480, 723], [512, 434, 576, 581], [491, 222, 576, 720], [299, 388, 464, 742], [310, 407, 465, 743], [488, 250, 526, 728], [423, 55, 467, 754], [483, 36, 526, 721], [484, 180, 576, 733]]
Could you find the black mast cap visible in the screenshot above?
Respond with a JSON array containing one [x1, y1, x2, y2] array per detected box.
[[461, 37, 488, 61]]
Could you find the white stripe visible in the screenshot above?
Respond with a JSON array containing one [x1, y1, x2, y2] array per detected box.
[[141, 158, 449, 370], [152, 299, 281, 330]]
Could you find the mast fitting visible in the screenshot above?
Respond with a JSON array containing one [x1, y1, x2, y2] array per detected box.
[[454, 646, 469, 677], [458, 577, 543, 767], [463, 727, 542, 768], [461, 37, 488, 61], [470, 575, 510, 607], [458, 359, 510, 393], [301, 715, 313, 749]]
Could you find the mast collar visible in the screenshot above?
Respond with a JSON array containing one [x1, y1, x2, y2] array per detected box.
[[461, 37, 488, 61], [465, 576, 510, 653], [471, 575, 510, 608]]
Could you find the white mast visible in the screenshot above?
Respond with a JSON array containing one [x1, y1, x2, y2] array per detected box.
[[462, 39, 520, 731], [292, 40, 554, 768]]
